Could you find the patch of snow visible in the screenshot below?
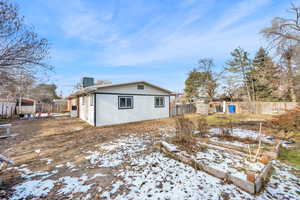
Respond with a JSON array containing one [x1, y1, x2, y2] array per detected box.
[[34, 149, 41, 154], [25, 171, 50, 179], [111, 181, 124, 194], [39, 113, 49, 117], [83, 193, 92, 200], [209, 128, 273, 143], [41, 158, 53, 164], [55, 164, 64, 168], [103, 152, 253, 200], [210, 137, 248, 147], [58, 176, 93, 194], [11, 179, 56, 200], [17, 167, 32, 178], [100, 142, 121, 151], [161, 141, 178, 152], [100, 151, 300, 200], [257, 161, 300, 199], [196, 149, 264, 179], [90, 173, 106, 179], [86, 137, 148, 168], [159, 127, 176, 137], [66, 162, 76, 169], [74, 127, 84, 131]]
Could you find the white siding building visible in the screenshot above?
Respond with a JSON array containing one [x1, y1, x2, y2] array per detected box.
[[68, 81, 173, 126]]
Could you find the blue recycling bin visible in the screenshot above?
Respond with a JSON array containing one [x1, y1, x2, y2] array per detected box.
[[228, 105, 236, 113]]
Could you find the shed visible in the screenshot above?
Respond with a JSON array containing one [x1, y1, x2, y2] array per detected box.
[[16, 98, 36, 114], [67, 81, 174, 126]]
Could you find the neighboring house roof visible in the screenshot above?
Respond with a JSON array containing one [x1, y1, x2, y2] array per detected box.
[[16, 98, 35, 106], [67, 81, 175, 99]]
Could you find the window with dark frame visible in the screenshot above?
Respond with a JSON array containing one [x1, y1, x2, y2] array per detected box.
[[118, 96, 133, 109], [137, 84, 144, 90], [154, 96, 165, 107]]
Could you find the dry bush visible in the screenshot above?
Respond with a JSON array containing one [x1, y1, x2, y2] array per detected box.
[[174, 115, 194, 144], [270, 107, 300, 133], [220, 128, 232, 137], [195, 116, 208, 137], [172, 115, 204, 153]]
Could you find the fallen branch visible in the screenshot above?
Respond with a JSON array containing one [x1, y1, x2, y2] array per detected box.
[[254, 123, 262, 162], [0, 154, 14, 165]]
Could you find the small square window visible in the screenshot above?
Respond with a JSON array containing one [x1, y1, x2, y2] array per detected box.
[[137, 85, 144, 90], [154, 96, 165, 107], [118, 96, 133, 109]]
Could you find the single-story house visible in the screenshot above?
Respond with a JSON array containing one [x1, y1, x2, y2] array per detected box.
[[67, 81, 174, 126]]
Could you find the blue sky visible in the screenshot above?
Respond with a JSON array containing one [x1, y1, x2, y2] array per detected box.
[[15, 0, 293, 96]]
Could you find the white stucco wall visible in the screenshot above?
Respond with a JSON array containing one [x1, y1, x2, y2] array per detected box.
[[98, 83, 168, 95], [95, 94, 170, 126], [79, 95, 94, 126], [78, 82, 172, 126]]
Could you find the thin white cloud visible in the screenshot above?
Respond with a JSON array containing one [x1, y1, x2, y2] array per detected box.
[[97, 0, 272, 66], [40, 0, 280, 67], [213, 0, 271, 32]]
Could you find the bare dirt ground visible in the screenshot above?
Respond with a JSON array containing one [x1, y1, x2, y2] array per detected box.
[[0, 115, 299, 199], [0, 117, 174, 199]]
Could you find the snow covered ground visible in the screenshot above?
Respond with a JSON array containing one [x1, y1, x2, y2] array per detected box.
[[101, 152, 300, 200], [195, 148, 265, 180], [85, 136, 149, 168], [209, 128, 271, 141], [210, 136, 251, 147], [4, 135, 300, 200]]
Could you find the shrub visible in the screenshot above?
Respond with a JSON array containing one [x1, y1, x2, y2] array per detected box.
[[174, 115, 195, 145], [195, 116, 208, 137], [220, 128, 232, 137], [270, 107, 300, 133]]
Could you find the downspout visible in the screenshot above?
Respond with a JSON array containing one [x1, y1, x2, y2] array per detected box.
[[168, 96, 171, 117], [94, 93, 97, 127], [77, 96, 80, 118]]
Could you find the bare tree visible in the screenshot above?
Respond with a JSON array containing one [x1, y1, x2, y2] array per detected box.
[[184, 58, 218, 102], [0, 0, 51, 102], [198, 58, 218, 101], [261, 3, 300, 101], [261, 4, 300, 44], [222, 75, 241, 102]]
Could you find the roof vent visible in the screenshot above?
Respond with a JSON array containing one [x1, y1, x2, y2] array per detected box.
[[82, 77, 94, 88]]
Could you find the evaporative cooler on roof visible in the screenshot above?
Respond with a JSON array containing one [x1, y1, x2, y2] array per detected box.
[[82, 77, 94, 88]]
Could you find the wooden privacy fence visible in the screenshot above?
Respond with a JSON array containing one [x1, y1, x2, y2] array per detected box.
[[205, 101, 300, 114], [36, 103, 68, 113], [170, 104, 196, 116], [0, 101, 16, 118], [227, 102, 300, 114]]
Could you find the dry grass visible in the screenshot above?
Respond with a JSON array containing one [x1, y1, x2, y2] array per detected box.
[[270, 107, 300, 134]]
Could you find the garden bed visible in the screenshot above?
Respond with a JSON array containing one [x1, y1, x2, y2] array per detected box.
[[158, 140, 274, 194]]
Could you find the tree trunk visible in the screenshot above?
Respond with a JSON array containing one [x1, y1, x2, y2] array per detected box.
[[287, 57, 297, 102], [251, 79, 256, 101], [241, 65, 252, 102], [18, 94, 22, 115]]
